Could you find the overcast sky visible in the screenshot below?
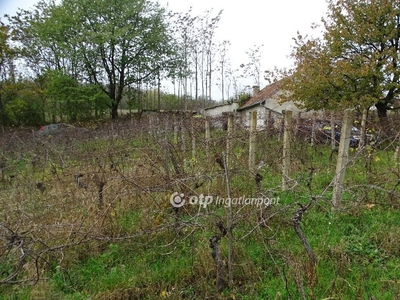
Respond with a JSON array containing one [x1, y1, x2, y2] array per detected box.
[[0, 0, 328, 99], [159, 0, 328, 69]]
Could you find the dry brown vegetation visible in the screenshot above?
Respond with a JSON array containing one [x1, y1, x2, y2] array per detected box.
[[1, 111, 400, 299]]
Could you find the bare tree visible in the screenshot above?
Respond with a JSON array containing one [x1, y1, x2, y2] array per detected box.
[[240, 44, 264, 87], [215, 40, 231, 102]]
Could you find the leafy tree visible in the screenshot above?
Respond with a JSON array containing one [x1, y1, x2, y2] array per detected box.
[[7, 0, 79, 76], [1, 77, 46, 126], [44, 70, 109, 122], [0, 24, 21, 125], [67, 0, 177, 118], [282, 0, 400, 121], [9, 0, 178, 119], [0, 24, 14, 75]]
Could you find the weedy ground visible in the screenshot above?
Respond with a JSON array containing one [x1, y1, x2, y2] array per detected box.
[[1, 115, 400, 299]]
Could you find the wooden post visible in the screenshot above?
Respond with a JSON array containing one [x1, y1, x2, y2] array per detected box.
[[148, 115, 153, 137], [156, 116, 160, 137], [278, 115, 284, 141], [205, 117, 211, 157], [311, 112, 316, 146], [249, 111, 257, 173], [359, 108, 368, 149], [164, 115, 169, 140], [266, 110, 272, 133], [173, 115, 179, 144], [191, 117, 196, 159], [282, 110, 292, 191], [394, 135, 400, 162], [226, 113, 234, 169], [332, 109, 353, 208], [181, 118, 186, 152], [164, 118, 170, 179]]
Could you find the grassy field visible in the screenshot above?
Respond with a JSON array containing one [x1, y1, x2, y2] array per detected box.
[[0, 116, 399, 299]]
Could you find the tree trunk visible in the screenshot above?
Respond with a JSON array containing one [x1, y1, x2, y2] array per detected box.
[[375, 102, 387, 119], [111, 102, 118, 119], [375, 101, 389, 131], [110, 83, 124, 119]]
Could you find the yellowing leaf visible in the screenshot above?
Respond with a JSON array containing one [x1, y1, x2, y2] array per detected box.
[[160, 290, 168, 298]]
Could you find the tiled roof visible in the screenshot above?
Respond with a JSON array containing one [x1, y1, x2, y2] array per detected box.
[[238, 80, 283, 110]]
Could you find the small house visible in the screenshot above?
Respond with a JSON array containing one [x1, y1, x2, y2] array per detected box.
[[237, 80, 317, 127]]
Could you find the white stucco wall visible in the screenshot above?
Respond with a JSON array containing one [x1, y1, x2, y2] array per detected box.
[[204, 102, 239, 117], [239, 105, 282, 128]]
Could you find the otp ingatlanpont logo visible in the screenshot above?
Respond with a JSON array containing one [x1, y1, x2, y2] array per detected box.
[[170, 192, 185, 208]]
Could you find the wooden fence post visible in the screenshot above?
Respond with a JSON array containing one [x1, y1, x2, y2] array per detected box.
[[394, 135, 400, 162], [249, 111, 257, 173], [205, 117, 211, 157], [191, 117, 196, 158], [359, 108, 368, 149], [266, 110, 272, 133], [282, 110, 292, 190], [332, 109, 353, 208], [311, 112, 316, 147], [226, 113, 234, 169], [156, 116, 160, 137], [181, 117, 186, 152], [173, 115, 179, 144], [164, 115, 169, 140], [148, 115, 153, 137]]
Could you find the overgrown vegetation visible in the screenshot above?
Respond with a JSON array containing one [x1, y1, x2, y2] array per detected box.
[[0, 0, 255, 126], [1, 112, 399, 299]]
